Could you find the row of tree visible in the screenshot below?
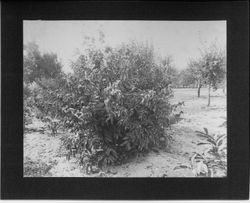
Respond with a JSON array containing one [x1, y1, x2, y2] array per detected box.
[[169, 44, 226, 106]]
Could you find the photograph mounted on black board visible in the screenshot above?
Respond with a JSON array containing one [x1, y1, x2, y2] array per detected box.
[[1, 0, 249, 200]]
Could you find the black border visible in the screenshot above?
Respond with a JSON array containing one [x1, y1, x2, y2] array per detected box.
[[1, 0, 249, 200]]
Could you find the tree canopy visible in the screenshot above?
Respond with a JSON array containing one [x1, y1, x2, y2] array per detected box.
[[199, 45, 226, 90], [24, 42, 63, 83]]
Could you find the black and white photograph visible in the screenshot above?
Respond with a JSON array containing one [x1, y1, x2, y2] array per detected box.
[[1, 0, 249, 200], [23, 20, 227, 178]]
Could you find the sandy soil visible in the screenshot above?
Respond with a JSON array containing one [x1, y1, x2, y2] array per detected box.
[[24, 88, 227, 177], [24, 121, 84, 177]]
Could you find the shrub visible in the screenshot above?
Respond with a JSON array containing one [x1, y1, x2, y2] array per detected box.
[[37, 42, 174, 169]]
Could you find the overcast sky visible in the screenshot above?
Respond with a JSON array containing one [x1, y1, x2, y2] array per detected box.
[[24, 20, 226, 73]]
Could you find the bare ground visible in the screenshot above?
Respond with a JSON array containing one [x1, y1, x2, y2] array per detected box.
[[24, 88, 227, 177]]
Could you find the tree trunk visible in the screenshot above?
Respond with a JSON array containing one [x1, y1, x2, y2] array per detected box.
[[207, 84, 211, 106], [197, 80, 201, 98], [197, 86, 201, 97]]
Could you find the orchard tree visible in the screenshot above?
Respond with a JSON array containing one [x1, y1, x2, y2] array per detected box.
[[178, 68, 196, 88], [199, 45, 226, 106], [23, 42, 64, 125], [159, 56, 179, 87], [188, 43, 226, 104], [187, 59, 204, 97], [24, 41, 63, 83], [23, 41, 63, 104]]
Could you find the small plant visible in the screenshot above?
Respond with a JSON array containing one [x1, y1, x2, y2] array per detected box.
[[171, 101, 185, 112], [174, 127, 227, 177], [166, 110, 184, 129], [190, 153, 210, 177], [195, 128, 227, 157], [195, 128, 227, 176]]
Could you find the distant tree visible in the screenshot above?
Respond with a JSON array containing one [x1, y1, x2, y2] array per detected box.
[[178, 68, 196, 88], [23, 42, 64, 125], [24, 42, 63, 83], [159, 57, 179, 87], [221, 76, 227, 95], [23, 42, 40, 83], [187, 59, 204, 97], [199, 45, 226, 106], [187, 42, 226, 104]]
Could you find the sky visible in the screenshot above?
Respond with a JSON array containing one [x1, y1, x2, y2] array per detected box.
[[23, 20, 226, 73]]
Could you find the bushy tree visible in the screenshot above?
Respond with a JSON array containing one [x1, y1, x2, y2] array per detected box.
[[37, 41, 174, 169]]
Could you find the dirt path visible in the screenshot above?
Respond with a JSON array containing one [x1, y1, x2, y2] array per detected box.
[[24, 88, 227, 177]]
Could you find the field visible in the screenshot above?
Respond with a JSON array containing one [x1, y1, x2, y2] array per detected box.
[[24, 87, 227, 177]]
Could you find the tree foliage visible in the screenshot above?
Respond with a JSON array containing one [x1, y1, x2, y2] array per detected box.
[[199, 45, 226, 90], [178, 68, 196, 87], [24, 42, 63, 83], [159, 57, 179, 87], [23, 42, 63, 126]]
